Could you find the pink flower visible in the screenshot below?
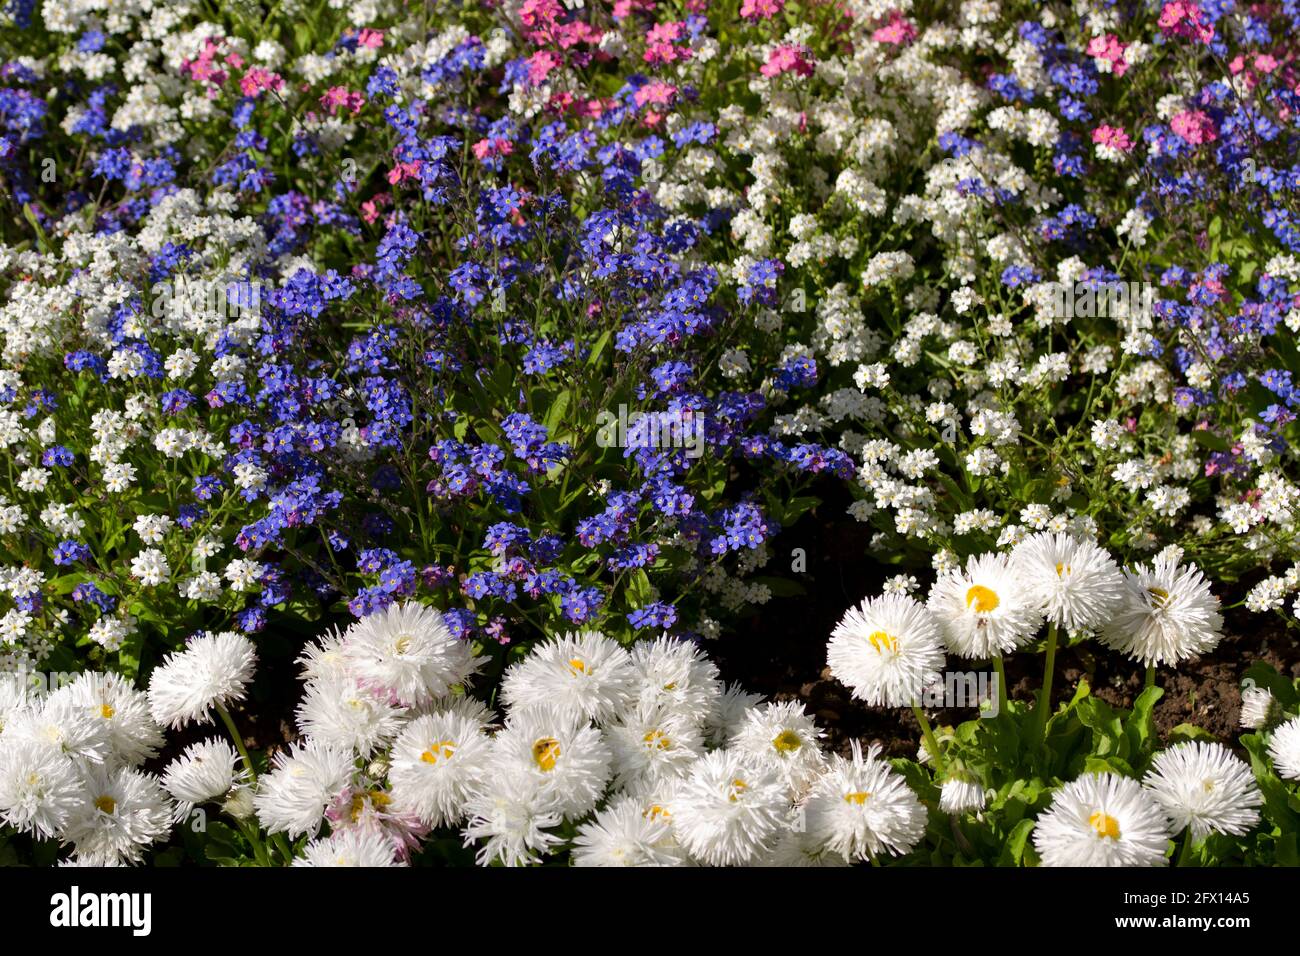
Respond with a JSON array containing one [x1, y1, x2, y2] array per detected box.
[[633, 80, 677, 108], [1091, 124, 1134, 151], [1086, 34, 1130, 77], [740, 0, 783, 19], [386, 161, 422, 186], [1158, 2, 1215, 44], [239, 68, 283, 97], [872, 12, 917, 46], [760, 44, 815, 79], [1170, 109, 1217, 146], [357, 28, 385, 49], [360, 194, 390, 224], [526, 49, 561, 86], [472, 137, 515, 161], [320, 86, 365, 115]]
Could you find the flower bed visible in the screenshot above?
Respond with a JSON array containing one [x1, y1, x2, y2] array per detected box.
[[0, 0, 1298, 867]]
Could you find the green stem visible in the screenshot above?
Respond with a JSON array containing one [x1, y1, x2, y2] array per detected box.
[[1176, 829, 1196, 867], [992, 655, 1009, 716], [912, 704, 947, 776], [215, 703, 293, 865], [1034, 623, 1059, 744], [1145, 663, 1157, 690]]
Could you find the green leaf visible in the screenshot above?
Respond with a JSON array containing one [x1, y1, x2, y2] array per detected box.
[[997, 819, 1037, 867]]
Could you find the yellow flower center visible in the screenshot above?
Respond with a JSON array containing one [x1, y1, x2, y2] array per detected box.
[[532, 737, 562, 772], [1147, 586, 1169, 608], [1055, 562, 1071, 577], [867, 630, 898, 654], [94, 796, 116, 815], [644, 729, 671, 751], [349, 790, 391, 822], [645, 804, 670, 821], [1089, 811, 1121, 840], [568, 658, 587, 674], [728, 779, 748, 803], [394, 633, 412, 654], [844, 791, 872, 805], [965, 585, 1000, 613], [420, 740, 457, 764], [99, 703, 115, 719], [772, 730, 803, 753]]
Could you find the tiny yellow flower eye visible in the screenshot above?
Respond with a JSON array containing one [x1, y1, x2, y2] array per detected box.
[[99, 704, 115, 719], [94, 796, 116, 815], [772, 730, 802, 753], [568, 658, 587, 674], [1089, 811, 1121, 840], [844, 791, 872, 805], [532, 737, 562, 772], [1147, 586, 1169, 608], [643, 729, 671, 751], [728, 779, 748, 802], [867, 630, 898, 654], [965, 585, 1000, 613], [420, 740, 457, 764]]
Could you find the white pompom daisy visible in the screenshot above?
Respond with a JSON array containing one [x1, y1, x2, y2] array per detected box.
[[51, 672, 164, 769], [342, 601, 480, 706], [4, 694, 113, 765], [294, 673, 406, 756], [760, 828, 853, 867], [1011, 532, 1126, 633], [0, 739, 83, 837], [1268, 716, 1300, 781], [63, 764, 174, 865], [1099, 555, 1223, 665], [296, 627, 351, 683], [294, 826, 405, 867], [1032, 773, 1171, 867], [147, 631, 257, 730], [1239, 685, 1280, 730], [731, 700, 826, 796], [606, 702, 705, 791], [161, 738, 246, 822], [500, 630, 636, 726], [827, 592, 946, 707], [253, 738, 356, 838], [629, 636, 723, 721], [388, 711, 494, 828], [669, 749, 787, 866], [1142, 742, 1261, 839], [572, 795, 687, 867], [927, 552, 1042, 658], [461, 767, 564, 867], [939, 775, 988, 815], [803, 741, 927, 861], [702, 681, 765, 747], [490, 707, 611, 819]]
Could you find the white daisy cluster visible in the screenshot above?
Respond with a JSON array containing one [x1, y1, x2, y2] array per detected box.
[[1034, 744, 1263, 866], [829, 532, 1224, 711], [0, 671, 173, 864], [261, 615, 928, 867]]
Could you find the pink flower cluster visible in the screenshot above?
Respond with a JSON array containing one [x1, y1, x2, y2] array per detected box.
[[1086, 34, 1130, 77], [1158, 2, 1215, 44], [761, 44, 815, 79], [740, 0, 784, 19], [1091, 124, 1134, 152], [1170, 109, 1217, 146], [872, 12, 917, 46]]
